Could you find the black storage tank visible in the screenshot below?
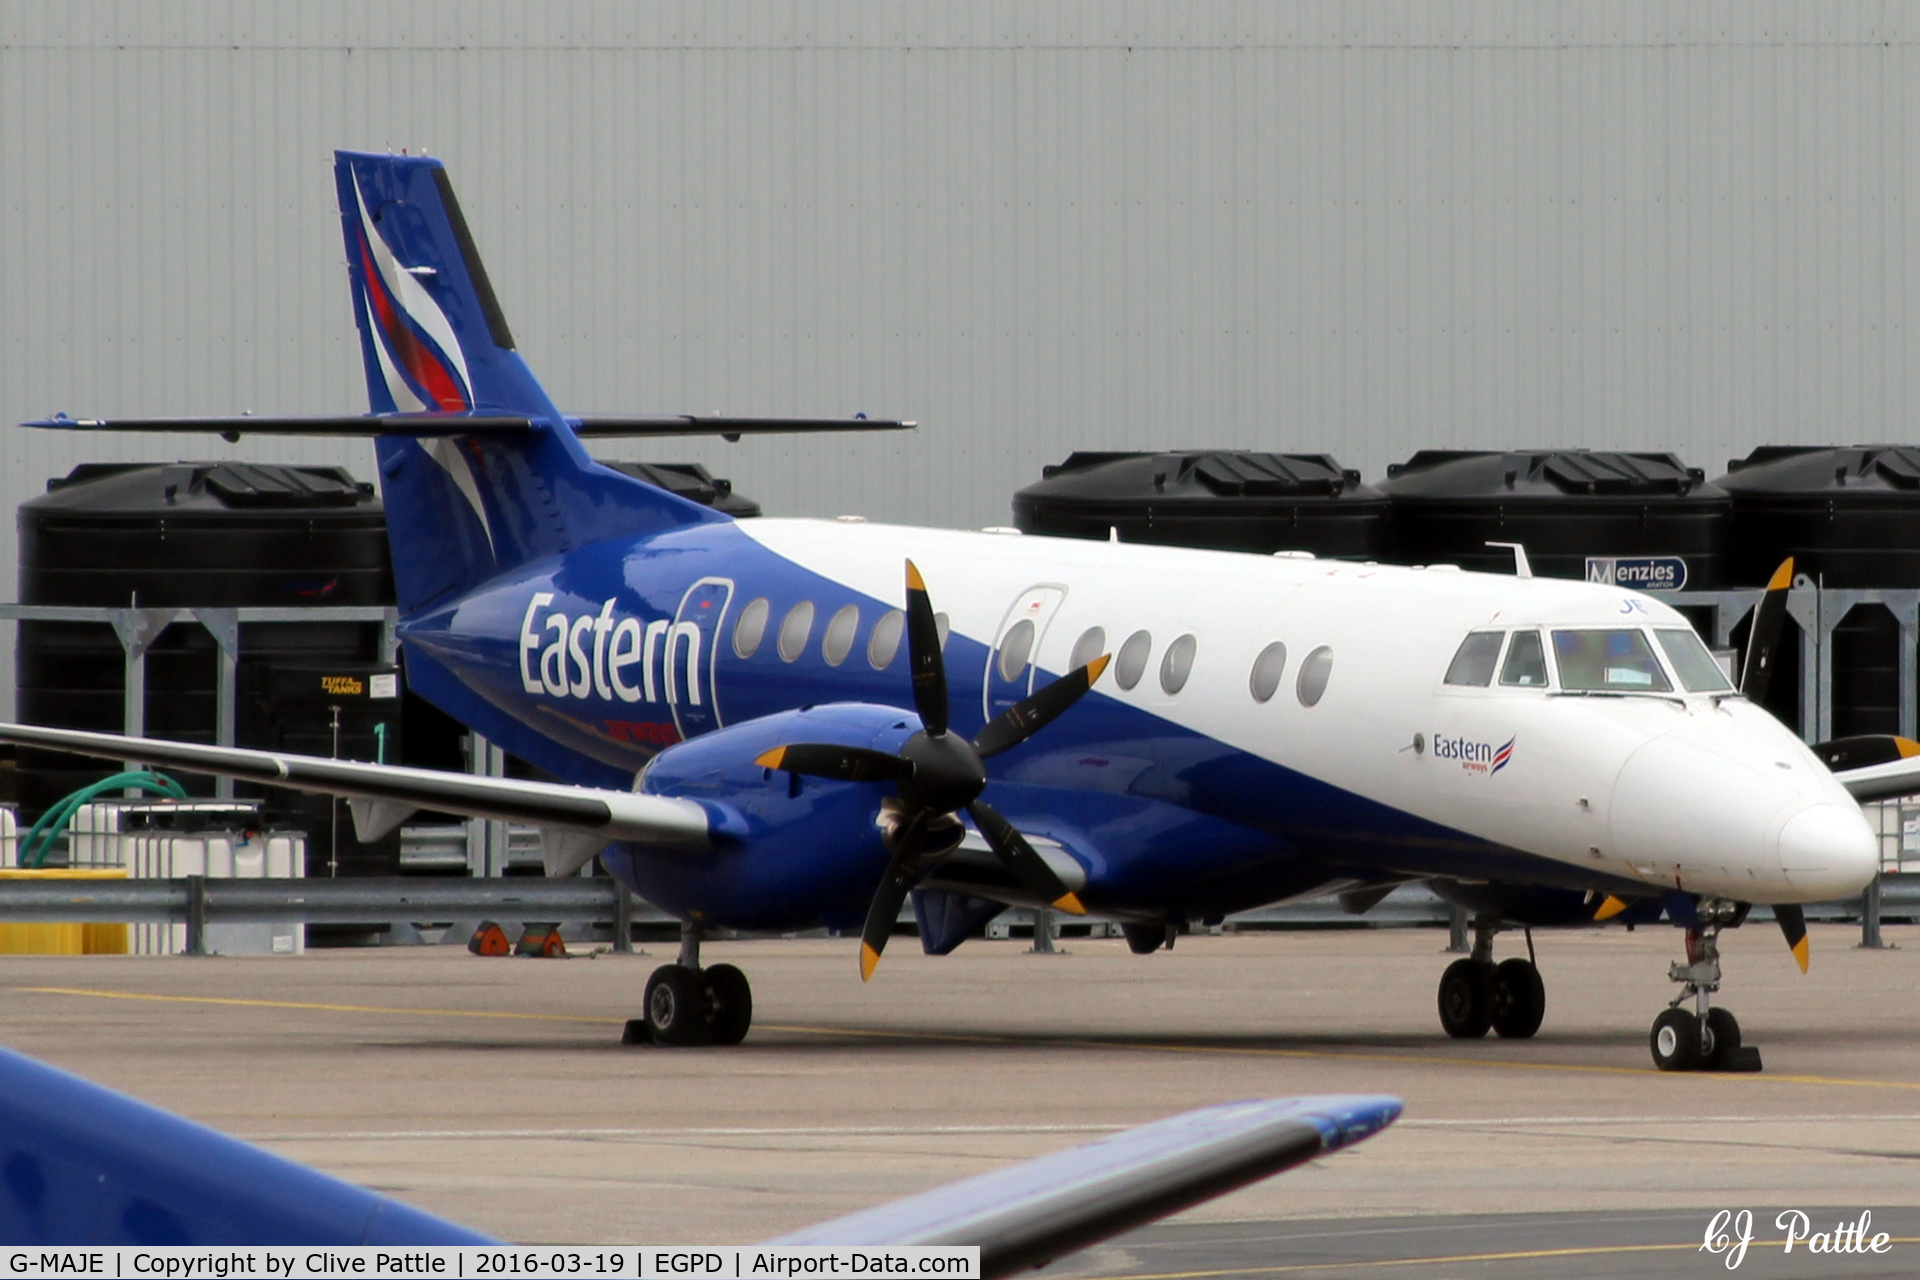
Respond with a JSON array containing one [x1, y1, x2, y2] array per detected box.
[[1718, 445, 1920, 738], [601, 461, 762, 518], [16, 462, 399, 874], [1011, 451, 1388, 557], [1378, 450, 1732, 587]]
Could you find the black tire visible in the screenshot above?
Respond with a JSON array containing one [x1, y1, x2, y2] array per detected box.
[[1490, 958, 1546, 1039], [1703, 1007, 1741, 1070], [1122, 922, 1166, 955], [1437, 958, 1495, 1038], [1651, 1007, 1702, 1071], [703, 963, 754, 1046], [644, 964, 710, 1046]]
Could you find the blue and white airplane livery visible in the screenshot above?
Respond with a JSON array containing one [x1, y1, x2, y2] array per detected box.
[[13, 151, 1911, 1072]]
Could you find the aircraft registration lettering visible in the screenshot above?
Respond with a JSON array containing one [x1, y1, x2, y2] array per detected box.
[[519, 594, 699, 707]]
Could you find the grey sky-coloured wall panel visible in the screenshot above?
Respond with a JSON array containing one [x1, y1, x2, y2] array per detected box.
[[5, 2, 1920, 717]]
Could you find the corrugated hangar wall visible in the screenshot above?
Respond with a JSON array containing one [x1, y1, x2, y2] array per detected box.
[[4, 2, 1920, 713]]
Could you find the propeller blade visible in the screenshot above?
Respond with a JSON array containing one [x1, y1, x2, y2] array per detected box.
[[859, 813, 928, 981], [973, 654, 1113, 760], [1809, 734, 1920, 772], [1740, 557, 1795, 702], [968, 800, 1086, 915], [755, 744, 914, 783], [1776, 902, 1810, 973], [904, 560, 949, 737], [1593, 894, 1631, 921]]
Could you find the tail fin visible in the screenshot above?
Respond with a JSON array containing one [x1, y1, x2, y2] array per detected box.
[[334, 150, 725, 613]]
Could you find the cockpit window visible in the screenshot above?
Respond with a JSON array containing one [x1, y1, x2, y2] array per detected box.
[[1655, 628, 1735, 693], [1500, 631, 1549, 687], [1551, 629, 1674, 693], [1444, 631, 1503, 687]]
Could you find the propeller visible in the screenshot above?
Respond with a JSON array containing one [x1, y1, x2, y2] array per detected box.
[[1775, 902, 1810, 974], [1740, 557, 1795, 702], [755, 559, 1110, 980]]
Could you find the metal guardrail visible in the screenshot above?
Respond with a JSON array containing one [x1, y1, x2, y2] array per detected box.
[[0, 876, 674, 956]]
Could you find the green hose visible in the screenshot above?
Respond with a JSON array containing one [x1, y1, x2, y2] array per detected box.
[[21, 771, 188, 869]]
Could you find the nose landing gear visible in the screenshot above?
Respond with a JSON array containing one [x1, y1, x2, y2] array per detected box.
[[623, 921, 755, 1047], [1437, 918, 1546, 1040], [1650, 899, 1761, 1072]]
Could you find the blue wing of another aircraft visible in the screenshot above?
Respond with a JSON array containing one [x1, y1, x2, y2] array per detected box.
[[0, 1040, 1398, 1259], [770, 1095, 1402, 1276], [0, 1044, 492, 1245]]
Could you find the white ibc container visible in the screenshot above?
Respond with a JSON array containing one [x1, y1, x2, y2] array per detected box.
[[113, 802, 306, 957]]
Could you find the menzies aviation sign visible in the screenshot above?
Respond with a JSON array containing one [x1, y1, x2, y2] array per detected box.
[[1586, 555, 1688, 591]]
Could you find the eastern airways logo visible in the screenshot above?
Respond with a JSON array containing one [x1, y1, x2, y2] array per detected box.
[[1433, 733, 1516, 776]]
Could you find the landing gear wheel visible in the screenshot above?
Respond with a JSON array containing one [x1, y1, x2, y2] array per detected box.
[[1490, 958, 1546, 1039], [644, 964, 711, 1046], [1437, 958, 1495, 1038], [1651, 1006, 1702, 1071], [702, 963, 753, 1046], [1703, 1007, 1741, 1070]]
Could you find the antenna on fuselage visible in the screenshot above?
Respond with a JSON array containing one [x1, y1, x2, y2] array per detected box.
[[1486, 541, 1532, 579]]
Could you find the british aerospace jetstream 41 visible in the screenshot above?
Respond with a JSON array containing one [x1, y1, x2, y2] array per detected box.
[[10, 151, 1901, 1071]]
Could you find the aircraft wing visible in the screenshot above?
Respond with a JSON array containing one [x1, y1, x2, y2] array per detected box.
[[0, 721, 712, 875], [769, 1095, 1401, 1276], [0, 1042, 491, 1245], [0, 1044, 1399, 1254]]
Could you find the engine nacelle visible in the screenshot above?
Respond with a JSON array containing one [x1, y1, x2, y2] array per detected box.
[[608, 703, 922, 929]]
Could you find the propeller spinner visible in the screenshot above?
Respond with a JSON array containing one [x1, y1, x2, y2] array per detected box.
[[756, 560, 1109, 980]]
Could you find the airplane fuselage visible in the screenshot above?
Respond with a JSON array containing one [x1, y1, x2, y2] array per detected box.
[[397, 517, 1877, 932]]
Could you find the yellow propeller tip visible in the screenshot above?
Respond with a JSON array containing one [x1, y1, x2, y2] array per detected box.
[[1767, 558, 1796, 591], [905, 560, 926, 592], [1792, 937, 1810, 973], [859, 942, 882, 981], [754, 747, 787, 769], [1594, 894, 1630, 921], [1897, 737, 1920, 760], [1085, 654, 1112, 684], [1054, 893, 1087, 916]]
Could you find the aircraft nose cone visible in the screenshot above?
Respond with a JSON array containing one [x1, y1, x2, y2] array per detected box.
[[1776, 802, 1879, 900]]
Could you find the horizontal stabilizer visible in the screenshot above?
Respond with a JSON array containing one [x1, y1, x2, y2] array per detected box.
[[0, 721, 712, 850], [770, 1095, 1401, 1277], [25, 412, 913, 439]]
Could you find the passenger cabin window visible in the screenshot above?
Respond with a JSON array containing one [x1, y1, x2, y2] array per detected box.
[[997, 618, 1037, 682], [822, 604, 860, 667], [1160, 634, 1197, 694], [1500, 631, 1548, 687], [1115, 630, 1152, 690], [1296, 646, 1333, 706], [1070, 626, 1106, 673], [868, 609, 905, 669], [1444, 631, 1502, 686], [777, 601, 815, 662], [733, 597, 771, 659], [1655, 628, 1735, 693], [1552, 629, 1674, 693], [1249, 642, 1288, 703]]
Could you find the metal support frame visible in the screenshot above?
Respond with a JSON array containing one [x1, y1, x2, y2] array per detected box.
[[465, 734, 510, 877], [0, 603, 399, 761]]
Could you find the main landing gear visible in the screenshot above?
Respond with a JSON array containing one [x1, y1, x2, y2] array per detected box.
[[1650, 898, 1761, 1073], [623, 922, 754, 1047], [1436, 917, 1546, 1040]]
